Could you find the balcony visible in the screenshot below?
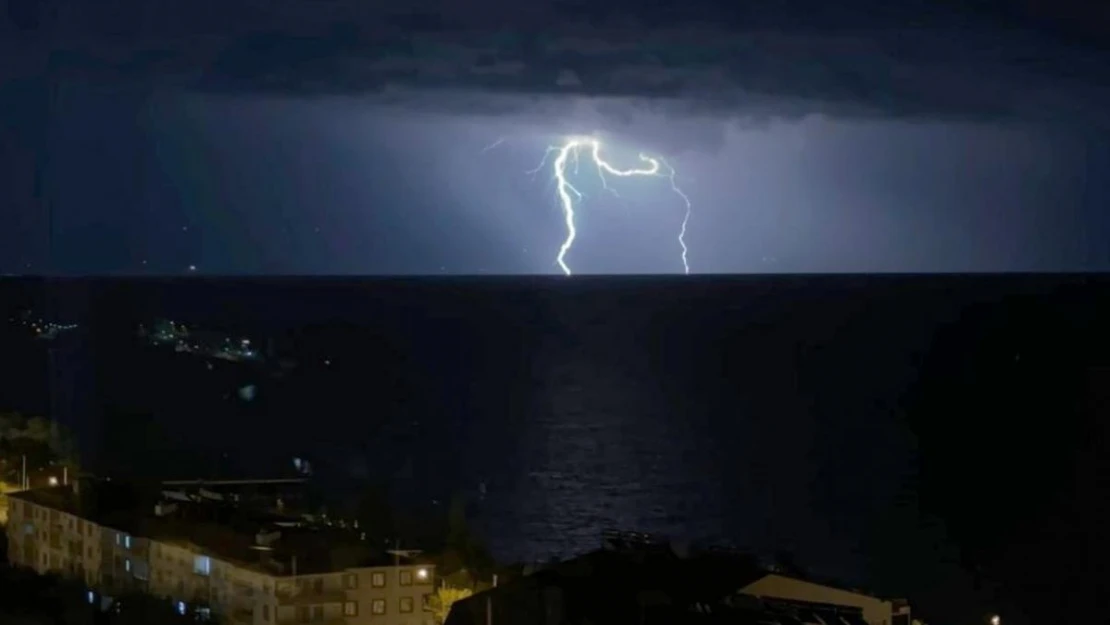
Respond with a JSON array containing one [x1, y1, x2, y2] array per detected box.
[[275, 588, 348, 605]]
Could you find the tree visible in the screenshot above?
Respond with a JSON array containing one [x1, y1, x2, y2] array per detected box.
[[0, 563, 220, 624], [438, 492, 494, 584], [352, 481, 396, 541], [772, 550, 808, 578], [0, 567, 94, 624], [0, 413, 80, 485], [427, 585, 473, 625], [23, 417, 52, 445]]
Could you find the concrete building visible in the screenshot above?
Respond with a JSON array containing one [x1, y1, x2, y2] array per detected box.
[[445, 531, 909, 625], [5, 480, 437, 625], [741, 574, 911, 625]]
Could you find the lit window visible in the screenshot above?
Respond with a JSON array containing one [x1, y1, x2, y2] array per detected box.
[[399, 570, 412, 586], [371, 599, 386, 615], [87, 591, 95, 605], [344, 602, 358, 617], [125, 559, 131, 573], [194, 555, 211, 576], [400, 597, 414, 613], [371, 572, 385, 588], [177, 601, 187, 616], [343, 574, 357, 589], [124, 535, 132, 549]]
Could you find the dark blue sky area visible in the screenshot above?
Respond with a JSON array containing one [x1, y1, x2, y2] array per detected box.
[[4, 85, 1107, 276], [2, 0, 1109, 275]]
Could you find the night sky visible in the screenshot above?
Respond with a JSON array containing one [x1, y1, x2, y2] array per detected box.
[[3, 0, 1110, 275], [3, 2, 1110, 623]]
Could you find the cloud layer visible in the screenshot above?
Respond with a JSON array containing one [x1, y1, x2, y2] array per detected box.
[[4, 0, 1110, 124]]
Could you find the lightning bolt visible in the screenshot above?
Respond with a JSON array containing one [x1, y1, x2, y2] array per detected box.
[[530, 136, 692, 276], [662, 158, 692, 276], [480, 137, 506, 153]]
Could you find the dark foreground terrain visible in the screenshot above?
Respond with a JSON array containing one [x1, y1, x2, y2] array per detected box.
[[3, 273, 1109, 623]]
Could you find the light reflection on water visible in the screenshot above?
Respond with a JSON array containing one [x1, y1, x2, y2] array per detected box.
[[6, 277, 919, 576]]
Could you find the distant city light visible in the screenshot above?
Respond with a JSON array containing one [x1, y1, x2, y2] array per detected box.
[[238, 385, 257, 402]]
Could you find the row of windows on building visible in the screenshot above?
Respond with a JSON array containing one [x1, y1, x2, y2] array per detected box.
[[338, 567, 430, 590], [295, 595, 428, 621], [13, 503, 131, 544], [14, 503, 131, 547]]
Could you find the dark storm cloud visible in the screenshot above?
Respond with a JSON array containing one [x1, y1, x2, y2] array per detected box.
[[4, 0, 1110, 128]]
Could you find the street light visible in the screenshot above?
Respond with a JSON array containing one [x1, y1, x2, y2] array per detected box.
[[48, 476, 59, 486], [990, 615, 1001, 625]]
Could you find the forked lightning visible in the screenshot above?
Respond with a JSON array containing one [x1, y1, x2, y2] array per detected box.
[[526, 136, 692, 276]]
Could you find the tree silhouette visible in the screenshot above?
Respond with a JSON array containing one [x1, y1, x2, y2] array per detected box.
[[428, 585, 474, 625], [438, 492, 494, 585]]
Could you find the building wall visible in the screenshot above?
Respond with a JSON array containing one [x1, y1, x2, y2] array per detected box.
[[5, 496, 33, 569], [4, 495, 436, 625], [149, 540, 210, 606], [741, 574, 895, 625], [275, 570, 347, 625], [147, 538, 281, 625], [345, 565, 436, 625], [269, 564, 436, 625], [4, 498, 88, 577], [101, 526, 146, 595]]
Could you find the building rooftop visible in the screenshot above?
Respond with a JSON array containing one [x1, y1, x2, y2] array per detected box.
[[446, 545, 772, 625], [9, 480, 149, 533], [10, 480, 427, 577], [447, 533, 894, 625]]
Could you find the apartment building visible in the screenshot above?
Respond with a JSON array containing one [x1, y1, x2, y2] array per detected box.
[[6, 481, 437, 625]]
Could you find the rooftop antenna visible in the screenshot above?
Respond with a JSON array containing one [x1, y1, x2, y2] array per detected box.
[[386, 545, 424, 567]]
